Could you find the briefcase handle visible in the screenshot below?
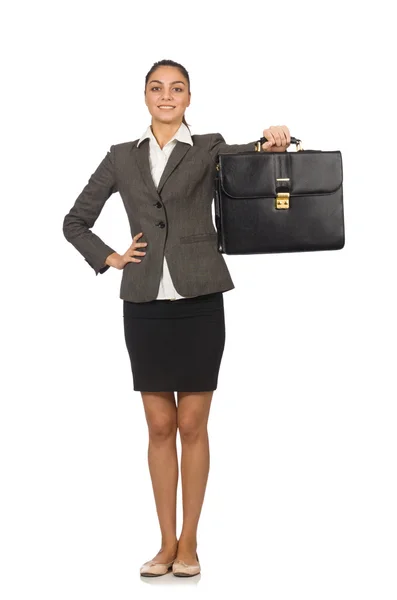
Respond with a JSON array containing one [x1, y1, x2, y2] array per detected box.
[[255, 136, 303, 152]]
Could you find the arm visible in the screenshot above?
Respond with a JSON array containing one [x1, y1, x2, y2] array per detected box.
[[208, 132, 259, 161], [62, 145, 118, 276], [209, 126, 291, 158]]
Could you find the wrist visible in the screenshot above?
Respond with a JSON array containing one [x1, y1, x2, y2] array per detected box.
[[105, 251, 119, 267]]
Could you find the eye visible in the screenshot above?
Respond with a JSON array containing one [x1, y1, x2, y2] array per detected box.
[[150, 87, 184, 92]]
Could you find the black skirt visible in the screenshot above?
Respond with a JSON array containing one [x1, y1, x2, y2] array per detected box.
[[123, 292, 225, 392]]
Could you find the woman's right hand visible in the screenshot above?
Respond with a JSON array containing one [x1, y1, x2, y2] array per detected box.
[[106, 232, 148, 270]]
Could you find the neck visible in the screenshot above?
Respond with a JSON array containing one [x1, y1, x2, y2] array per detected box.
[[150, 119, 182, 149]]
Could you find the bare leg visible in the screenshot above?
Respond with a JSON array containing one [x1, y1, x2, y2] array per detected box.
[[176, 390, 214, 564], [141, 391, 179, 563]]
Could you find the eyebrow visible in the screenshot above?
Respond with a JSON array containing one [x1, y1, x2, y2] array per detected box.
[[148, 80, 186, 85]]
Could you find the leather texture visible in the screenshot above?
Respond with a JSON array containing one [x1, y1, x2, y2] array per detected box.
[[215, 146, 345, 254], [63, 133, 258, 302]]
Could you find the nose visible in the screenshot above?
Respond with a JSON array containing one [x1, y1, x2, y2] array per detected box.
[[161, 89, 173, 100]]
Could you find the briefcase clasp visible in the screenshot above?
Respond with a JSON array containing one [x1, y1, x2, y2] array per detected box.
[[276, 192, 290, 209], [276, 178, 290, 209]]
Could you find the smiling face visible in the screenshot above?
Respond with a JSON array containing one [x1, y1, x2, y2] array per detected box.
[[145, 66, 191, 126]]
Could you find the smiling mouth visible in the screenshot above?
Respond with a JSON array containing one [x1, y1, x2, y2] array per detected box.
[[158, 106, 176, 109]]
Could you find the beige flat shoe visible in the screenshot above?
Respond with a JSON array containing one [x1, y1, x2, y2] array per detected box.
[[140, 558, 175, 577], [172, 552, 201, 577]]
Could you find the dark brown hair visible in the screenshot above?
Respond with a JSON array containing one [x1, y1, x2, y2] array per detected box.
[[144, 59, 191, 132]]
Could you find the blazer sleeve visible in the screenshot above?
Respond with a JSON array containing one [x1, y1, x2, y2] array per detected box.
[[208, 132, 259, 160], [62, 145, 118, 276]]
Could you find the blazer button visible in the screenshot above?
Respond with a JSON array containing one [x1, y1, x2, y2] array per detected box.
[[155, 201, 162, 208], [157, 221, 165, 228]]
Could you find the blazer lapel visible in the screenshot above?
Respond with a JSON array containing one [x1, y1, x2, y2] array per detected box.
[[134, 138, 191, 201], [157, 140, 191, 194], [134, 140, 160, 200]]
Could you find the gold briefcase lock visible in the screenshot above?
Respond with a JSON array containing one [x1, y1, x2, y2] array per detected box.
[[276, 178, 290, 209], [276, 192, 290, 209]]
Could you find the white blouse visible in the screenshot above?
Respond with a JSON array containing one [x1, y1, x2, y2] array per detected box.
[[137, 122, 198, 301]]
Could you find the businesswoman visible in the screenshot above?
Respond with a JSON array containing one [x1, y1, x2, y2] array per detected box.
[[63, 59, 291, 578]]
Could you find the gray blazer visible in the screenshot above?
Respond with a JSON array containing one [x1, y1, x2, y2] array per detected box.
[[62, 132, 258, 303]]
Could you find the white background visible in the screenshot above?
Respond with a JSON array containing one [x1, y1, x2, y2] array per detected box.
[[1, 0, 396, 598]]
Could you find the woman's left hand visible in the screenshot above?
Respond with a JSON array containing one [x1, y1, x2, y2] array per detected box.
[[261, 125, 291, 152]]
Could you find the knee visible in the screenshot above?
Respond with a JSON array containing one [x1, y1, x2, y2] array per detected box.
[[178, 418, 206, 444], [148, 417, 177, 443]]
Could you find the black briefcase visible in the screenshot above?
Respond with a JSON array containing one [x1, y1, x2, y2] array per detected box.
[[214, 136, 344, 254]]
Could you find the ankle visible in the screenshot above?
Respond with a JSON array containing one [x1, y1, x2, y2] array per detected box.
[[161, 538, 178, 550], [178, 535, 197, 548]]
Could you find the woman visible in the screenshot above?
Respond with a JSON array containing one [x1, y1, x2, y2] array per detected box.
[[63, 59, 291, 578]]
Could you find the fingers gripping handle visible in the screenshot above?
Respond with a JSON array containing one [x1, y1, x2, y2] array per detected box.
[[255, 135, 303, 152]]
